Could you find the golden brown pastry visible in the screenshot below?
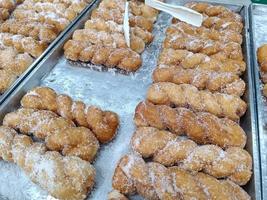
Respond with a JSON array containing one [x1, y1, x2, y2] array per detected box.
[[158, 48, 246, 75], [184, 2, 243, 33], [64, 40, 142, 72], [153, 66, 245, 96], [112, 154, 251, 200], [163, 33, 243, 61], [146, 83, 247, 121], [134, 101, 247, 149], [99, 0, 159, 22], [84, 18, 154, 44], [20, 86, 119, 143], [72, 28, 145, 53], [13, 8, 70, 32], [91, 7, 153, 32], [0, 32, 47, 57], [3, 108, 99, 162], [1, 19, 58, 43], [131, 127, 252, 185], [0, 126, 95, 200], [166, 21, 242, 44]]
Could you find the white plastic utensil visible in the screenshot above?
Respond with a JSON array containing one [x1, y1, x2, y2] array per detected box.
[[123, 2, 130, 47], [145, 0, 203, 27]]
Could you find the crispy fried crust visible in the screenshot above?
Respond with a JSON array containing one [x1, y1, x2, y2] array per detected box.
[[146, 83, 247, 121], [153, 66, 245, 96], [3, 108, 99, 162], [163, 33, 243, 61], [20, 86, 119, 143], [64, 39, 142, 72], [158, 48, 246, 75], [134, 101, 247, 149], [131, 127, 252, 185], [166, 21, 242, 44], [112, 154, 251, 200], [0, 126, 95, 200]]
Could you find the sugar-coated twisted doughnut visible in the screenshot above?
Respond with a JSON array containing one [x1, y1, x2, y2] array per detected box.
[[64, 40, 142, 72], [91, 7, 153, 32], [153, 65, 246, 96], [134, 101, 247, 149], [0, 19, 58, 43], [84, 18, 154, 44], [20, 87, 119, 143], [13, 8, 70, 32], [147, 83, 247, 121], [112, 153, 251, 200], [163, 33, 243, 61], [3, 108, 99, 162], [185, 2, 242, 21], [131, 127, 252, 185], [158, 48, 246, 75], [72, 28, 145, 54], [0, 32, 47, 57], [166, 21, 242, 44], [99, 0, 159, 22], [0, 126, 95, 200]]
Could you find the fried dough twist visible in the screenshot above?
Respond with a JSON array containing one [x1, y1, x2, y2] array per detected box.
[[153, 66, 246, 96], [166, 21, 242, 44], [0, 32, 47, 57], [184, 2, 243, 33], [158, 48, 246, 75], [0, 19, 58, 43], [91, 7, 153, 32], [18, 1, 78, 21], [131, 127, 252, 185], [20, 87, 119, 143], [112, 154, 251, 200], [3, 108, 99, 162], [84, 18, 154, 44], [147, 83, 247, 121], [185, 2, 242, 21], [164, 33, 243, 61], [0, 126, 95, 200], [13, 8, 70, 32], [72, 28, 145, 54], [99, 0, 159, 22], [134, 101, 246, 149], [64, 40, 142, 72]]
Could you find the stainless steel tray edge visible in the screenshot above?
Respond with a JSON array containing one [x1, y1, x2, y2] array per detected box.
[[244, 3, 262, 200], [0, 0, 98, 105], [249, 3, 267, 200]]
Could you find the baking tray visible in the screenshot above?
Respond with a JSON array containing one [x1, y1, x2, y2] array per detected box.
[[0, 0, 98, 105], [250, 3, 267, 200], [0, 1, 261, 200]]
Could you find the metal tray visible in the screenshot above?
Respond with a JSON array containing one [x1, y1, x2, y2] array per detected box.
[[0, 0, 98, 105], [249, 3, 267, 200], [0, 1, 261, 200]]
